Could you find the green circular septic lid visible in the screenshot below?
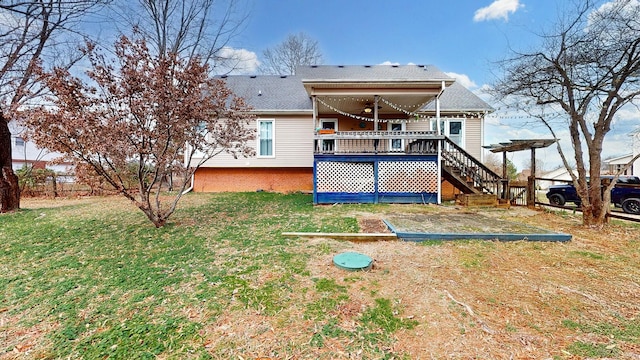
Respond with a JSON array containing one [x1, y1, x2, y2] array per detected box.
[[333, 252, 373, 271]]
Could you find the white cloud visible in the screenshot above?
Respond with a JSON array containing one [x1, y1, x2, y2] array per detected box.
[[379, 61, 400, 66], [473, 0, 523, 22], [590, 0, 640, 23], [444, 72, 478, 89], [215, 47, 260, 75], [615, 107, 640, 121]]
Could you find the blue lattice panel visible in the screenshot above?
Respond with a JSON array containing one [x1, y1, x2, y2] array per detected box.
[[378, 161, 438, 193], [314, 154, 439, 204], [316, 161, 375, 193]]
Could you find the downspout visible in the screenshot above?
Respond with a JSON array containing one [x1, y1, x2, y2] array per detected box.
[[181, 140, 195, 195], [481, 110, 487, 163], [436, 80, 445, 204], [181, 173, 195, 195], [436, 81, 445, 135]]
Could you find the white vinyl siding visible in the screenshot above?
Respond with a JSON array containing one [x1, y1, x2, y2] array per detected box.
[[465, 118, 482, 160], [406, 121, 432, 132], [198, 116, 314, 168]]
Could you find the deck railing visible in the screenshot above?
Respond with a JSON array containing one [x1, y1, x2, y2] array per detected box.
[[313, 131, 504, 196], [440, 137, 502, 195], [314, 130, 443, 155]]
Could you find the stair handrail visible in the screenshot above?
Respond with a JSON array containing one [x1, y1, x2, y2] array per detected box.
[[441, 137, 502, 195]]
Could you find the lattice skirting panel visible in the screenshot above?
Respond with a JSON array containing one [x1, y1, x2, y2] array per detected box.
[[314, 155, 439, 204], [378, 161, 438, 193], [316, 161, 375, 193]]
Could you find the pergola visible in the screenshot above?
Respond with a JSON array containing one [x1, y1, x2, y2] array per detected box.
[[484, 139, 557, 207]]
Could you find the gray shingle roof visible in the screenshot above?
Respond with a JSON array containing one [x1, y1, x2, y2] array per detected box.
[[422, 82, 494, 112], [219, 75, 312, 111], [295, 64, 452, 81], [219, 66, 492, 113]]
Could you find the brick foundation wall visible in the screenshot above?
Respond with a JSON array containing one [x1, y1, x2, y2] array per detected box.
[[193, 168, 465, 199], [193, 168, 313, 193], [441, 180, 463, 201]]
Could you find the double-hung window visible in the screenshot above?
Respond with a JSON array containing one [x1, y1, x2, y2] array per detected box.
[[389, 122, 405, 151], [257, 119, 274, 157], [14, 137, 25, 148]]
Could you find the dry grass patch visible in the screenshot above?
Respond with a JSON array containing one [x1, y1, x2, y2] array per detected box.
[[2, 194, 640, 359]]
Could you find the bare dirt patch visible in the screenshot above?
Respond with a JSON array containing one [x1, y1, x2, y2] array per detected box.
[[357, 217, 391, 233], [358, 205, 559, 234], [306, 206, 640, 358]]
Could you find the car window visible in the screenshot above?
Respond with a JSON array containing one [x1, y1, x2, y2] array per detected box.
[[620, 176, 640, 184]]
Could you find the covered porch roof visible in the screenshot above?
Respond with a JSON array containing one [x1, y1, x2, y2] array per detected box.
[[298, 65, 454, 116]]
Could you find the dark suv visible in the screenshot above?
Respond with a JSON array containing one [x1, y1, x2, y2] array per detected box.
[[545, 176, 640, 215]]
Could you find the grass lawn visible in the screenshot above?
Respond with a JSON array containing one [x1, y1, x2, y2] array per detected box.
[[1, 192, 639, 359]]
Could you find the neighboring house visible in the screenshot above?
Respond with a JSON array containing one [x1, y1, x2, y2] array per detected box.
[[604, 154, 635, 176], [192, 65, 496, 204], [538, 167, 577, 190], [10, 122, 73, 177], [10, 140, 71, 175], [600, 128, 640, 177]]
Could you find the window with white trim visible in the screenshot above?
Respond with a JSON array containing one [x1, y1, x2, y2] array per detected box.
[[14, 137, 25, 148], [430, 119, 464, 147], [320, 118, 338, 152], [257, 119, 274, 157]]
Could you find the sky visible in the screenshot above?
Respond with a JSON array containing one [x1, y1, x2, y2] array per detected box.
[[221, 0, 640, 172]]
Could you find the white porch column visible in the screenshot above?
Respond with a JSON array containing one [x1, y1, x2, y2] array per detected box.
[[312, 95, 318, 129], [374, 95, 379, 130], [313, 95, 318, 153]]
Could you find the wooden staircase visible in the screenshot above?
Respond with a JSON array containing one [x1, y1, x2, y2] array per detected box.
[[440, 137, 502, 196]]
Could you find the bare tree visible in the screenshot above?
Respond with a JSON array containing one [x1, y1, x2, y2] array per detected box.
[[483, 152, 503, 175], [260, 32, 323, 75], [491, 0, 640, 227], [0, 0, 110, 212], [113, 0, 250, 70], [524, 157, 546, 175], [24, 35, 255, 227]]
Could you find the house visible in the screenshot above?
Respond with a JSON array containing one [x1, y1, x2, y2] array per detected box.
[[538, 167, 577, 190], [192, 65, 496, 204], [604, 154, 635, 176], [10, 122, 72, 175], [594, 128, 640, 178]]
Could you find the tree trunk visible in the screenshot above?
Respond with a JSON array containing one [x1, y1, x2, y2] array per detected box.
[[0, 111, 20, 212], [580, 142, 609, 227]]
